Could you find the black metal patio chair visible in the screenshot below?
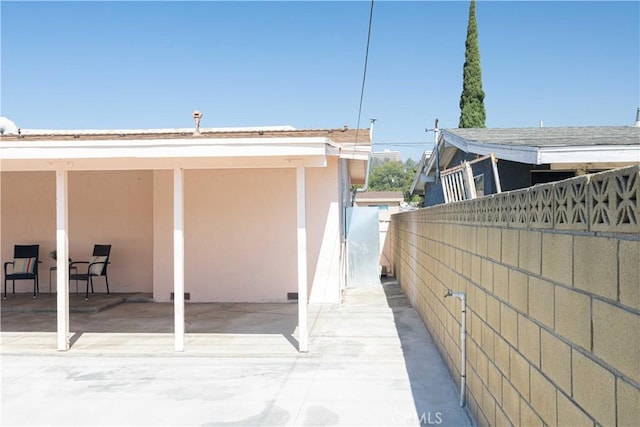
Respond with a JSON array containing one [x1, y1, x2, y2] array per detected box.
[[69, 244, 111, 300], [3, 244, 40, 300]]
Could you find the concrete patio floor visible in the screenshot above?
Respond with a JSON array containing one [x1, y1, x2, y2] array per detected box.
[[1, 279, 473, 426]]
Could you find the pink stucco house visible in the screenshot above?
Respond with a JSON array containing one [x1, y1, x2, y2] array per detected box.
[[0, 119, 371, 351]]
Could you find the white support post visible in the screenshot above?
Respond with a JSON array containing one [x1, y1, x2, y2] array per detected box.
[[296, 165, 309, 352], [55, 169, 70, 351], [173, 168, 185, 352], [491, 153, 502, 193], [463, 162, 477, 199]]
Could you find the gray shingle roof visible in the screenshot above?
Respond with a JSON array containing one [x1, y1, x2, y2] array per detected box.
[[444, 127, 640, 147]]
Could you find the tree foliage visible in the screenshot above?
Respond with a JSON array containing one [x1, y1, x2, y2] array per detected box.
[[458, 0, 486, 128], [366, 158, 421, 205]]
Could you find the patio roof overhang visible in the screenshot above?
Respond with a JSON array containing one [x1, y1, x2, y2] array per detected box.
[[0, 136, 344, 171]]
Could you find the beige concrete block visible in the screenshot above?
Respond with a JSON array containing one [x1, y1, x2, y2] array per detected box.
[[477, 227, 488, 257], [501, 303, 518, 347], [501, 229, 519, 268], [487, 295, 501, 333], [487, 228, 502, 262], [481, 320, 494, 359], [517, 314, 540, 367], [476, 400, 495, 427], [528, 277, 555, 330], [619, 240, 640, 310], [463, 251, 472, 280], [481, 259, 493, 292], [467, 335, 477, 371], [574, 235, 618, 300], [481, 384, 496, 426], [465, 279, 476, 315], [557, 392, 594, 427], [468, 366, 482, 404], [455, 248, 463, 274], [502, 378, 520, 426], [488, 361, 502, 405], [488, 228, 502, 262], [540, 329, 571, 394], [467, 225, 477, 253], [495, 405, 511, 427], [452, 224, 461, 249], [477, 346, 489, 384], [445, 223, 455, 245], [471, 311, 483, 346], [572, 350, 615, 426], [530, 367, 557, 426], [508, 269, 528, 315], [494, 264, 509, 302], [518, 230, 541, 275], [520, 399, 543, 427], [542, 233, 573, 287], [494, 334, 511, 376], [471, 255, 482, 285], [509, 347, 531, 400], [617, 378, 640, 427], [592, 299, 640, 383], [554, 286, 591, 350], [476, 287, 487, 321]]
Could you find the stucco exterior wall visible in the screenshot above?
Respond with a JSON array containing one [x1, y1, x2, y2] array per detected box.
[[152, 164, 343, 303], [1, 170, 154, 294], [390, 166, 640, 427], [306, 158, 342, 304], [3, 159, 345, 303]]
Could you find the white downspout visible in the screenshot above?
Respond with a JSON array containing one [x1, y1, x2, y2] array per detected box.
[[351, 119, 375, 205], [445, 289, 466, 407]]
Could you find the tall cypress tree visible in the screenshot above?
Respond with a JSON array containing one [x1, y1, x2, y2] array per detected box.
[[458, 0, 486, 128]]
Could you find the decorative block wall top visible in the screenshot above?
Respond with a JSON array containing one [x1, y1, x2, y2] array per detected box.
[[399, 166, 640, 234]]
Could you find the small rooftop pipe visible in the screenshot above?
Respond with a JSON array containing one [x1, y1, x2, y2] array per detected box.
[[444, 289, 467, 407]]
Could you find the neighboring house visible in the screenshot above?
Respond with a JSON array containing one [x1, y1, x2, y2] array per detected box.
[[410, 126, 640, 206], [353, 190, 404, 212], [0, 119, 370, 351], [353, 191, 404, 278]]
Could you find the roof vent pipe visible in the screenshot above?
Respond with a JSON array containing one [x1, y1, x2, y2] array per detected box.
[[369, 118, 377, 141], [193, 110, 203, 136], [634, 108, 640, 127], [539, 120, 544, 128]]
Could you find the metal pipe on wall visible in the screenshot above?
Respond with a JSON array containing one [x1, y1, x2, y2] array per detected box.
[[445, 289, 467, 407]]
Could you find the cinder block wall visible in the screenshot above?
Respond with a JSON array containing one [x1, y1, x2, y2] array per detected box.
[[390, 166, 639, 426]]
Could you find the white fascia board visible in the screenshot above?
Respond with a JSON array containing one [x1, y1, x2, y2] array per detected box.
[[0, 137, 332, 160], [409, 151, 429, 194], [537, 146, 640, 164], [338, 145, 370, 161], [442, 131, 540, 164], [339, 152, 369, 161]]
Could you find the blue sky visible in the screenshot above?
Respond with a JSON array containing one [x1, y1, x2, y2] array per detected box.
[[1, 1, 638, 161]]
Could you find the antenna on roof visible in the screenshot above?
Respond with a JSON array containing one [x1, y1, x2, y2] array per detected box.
[[193, 110, 203, 136]]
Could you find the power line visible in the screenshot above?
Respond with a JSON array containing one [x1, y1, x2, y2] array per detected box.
[[354, 0, 374, 145]]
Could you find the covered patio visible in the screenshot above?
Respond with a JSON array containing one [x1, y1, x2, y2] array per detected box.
[[1, 124, 370, 353]]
